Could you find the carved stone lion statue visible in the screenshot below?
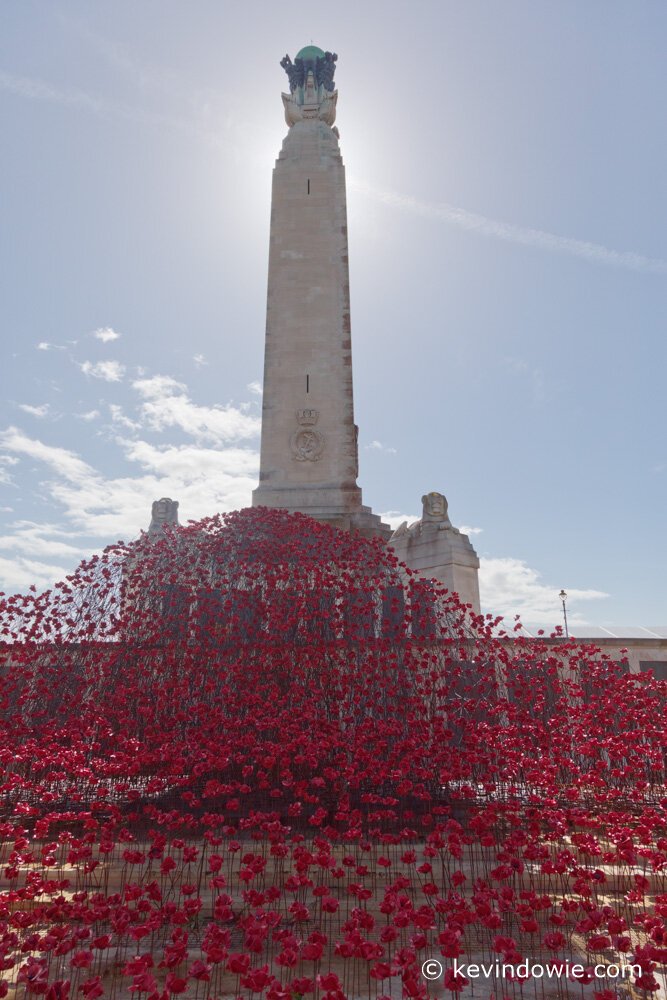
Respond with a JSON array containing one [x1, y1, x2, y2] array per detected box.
[[149, 497, 179, 533], [421, 491, 452, 529]]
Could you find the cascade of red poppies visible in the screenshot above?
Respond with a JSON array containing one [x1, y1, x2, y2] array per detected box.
[[0, 507, 665, 999]]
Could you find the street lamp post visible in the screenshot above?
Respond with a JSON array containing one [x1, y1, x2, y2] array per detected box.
[[558, 589, 569, 639]]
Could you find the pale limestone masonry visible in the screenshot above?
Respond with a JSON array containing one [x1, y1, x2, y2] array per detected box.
[[580, 637, 667, 676], [252, 48, 481, 612], [252, 50, 389, 541], [389, 492, 481, 613]]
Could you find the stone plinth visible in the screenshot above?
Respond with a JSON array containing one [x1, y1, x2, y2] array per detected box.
[[389, 492, 481, 612]]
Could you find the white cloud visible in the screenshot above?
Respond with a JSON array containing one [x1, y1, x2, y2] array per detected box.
[[0, 522, 89, 560], [0, 377, 260, 590], [93, 326, 121, 343], [365, 439, 397, 455], [80, 359, 126, 382], [133, 374, 260, 443], [18, 403, 50, 418], [36, 341, 65, 351], [379, 511, 419, 532], [0, 465, 15, 487], [351, 179, 667, 275], [0, 554, 73, 594], [77, 409, 100, 421], [0, 456, 19, 485], [193, 353, 208, 368], [134, 374, 184, 396], [479, 556, 608, 624], [46, 444, 257, 539], [0, 67, 235, 153], [0, 417, 611, 621], [119, 438, 258, 479], [0, 426, 95, 483], [0, 70, 104, 113], [0, 458, 258, 593], [380, 511, 482, 535], [247, 381, 263, 396], [109, 404, 141, 431]]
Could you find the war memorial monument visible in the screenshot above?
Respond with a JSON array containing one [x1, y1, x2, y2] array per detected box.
[[1, 45, 667, 1000]]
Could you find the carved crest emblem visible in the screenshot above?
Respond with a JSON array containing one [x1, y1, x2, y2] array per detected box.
[[291, 409, 324, 461]]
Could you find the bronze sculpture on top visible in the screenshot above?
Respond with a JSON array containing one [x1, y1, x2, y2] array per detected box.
[[279, 45, 338, 128], [280, 49, 337, 93]]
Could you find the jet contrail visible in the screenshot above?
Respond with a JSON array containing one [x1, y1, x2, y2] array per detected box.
[[350, 179, 667, 275], [3, 66, 663, 275]]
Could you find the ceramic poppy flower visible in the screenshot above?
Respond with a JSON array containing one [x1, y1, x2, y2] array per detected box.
[[1, 506, 666, 998]]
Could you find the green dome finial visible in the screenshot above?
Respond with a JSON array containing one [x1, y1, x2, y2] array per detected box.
[[280, 48, 338, 97], [295, 44, 325, 61]]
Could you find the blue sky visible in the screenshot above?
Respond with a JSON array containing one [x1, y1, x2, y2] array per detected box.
[[1, 1, 665, 627]]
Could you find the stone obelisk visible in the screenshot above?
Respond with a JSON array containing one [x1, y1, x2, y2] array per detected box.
[[252, 46, 389, 540]]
